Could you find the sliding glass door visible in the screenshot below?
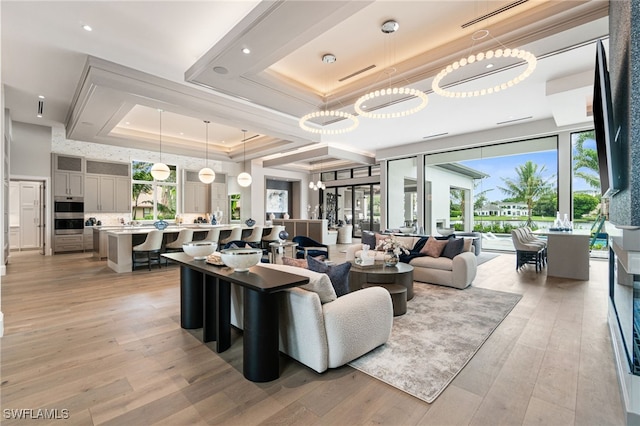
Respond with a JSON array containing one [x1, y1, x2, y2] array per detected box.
[[323, 183, 380, 239]]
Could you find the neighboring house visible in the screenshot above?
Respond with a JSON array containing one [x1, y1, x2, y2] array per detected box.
[[475, 202, 529, 217]]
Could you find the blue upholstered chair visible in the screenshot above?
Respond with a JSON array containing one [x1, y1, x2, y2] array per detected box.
[[292, 235, 329, 260]]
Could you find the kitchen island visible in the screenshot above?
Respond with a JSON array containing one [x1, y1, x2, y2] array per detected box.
[[105, 224, 262, 273]]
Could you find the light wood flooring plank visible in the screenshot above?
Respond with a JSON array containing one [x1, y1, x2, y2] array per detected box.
[[0, 249, 626, 425]]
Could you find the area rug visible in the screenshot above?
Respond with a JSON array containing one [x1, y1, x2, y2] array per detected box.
[[348, 283, 521, 403], [476, 251, 500, 266]]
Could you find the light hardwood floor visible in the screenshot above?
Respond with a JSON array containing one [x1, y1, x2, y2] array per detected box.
[[0, 246, 626, 425]]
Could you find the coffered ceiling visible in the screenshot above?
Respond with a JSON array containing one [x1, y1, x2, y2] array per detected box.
[[1, 1, 609, 172]]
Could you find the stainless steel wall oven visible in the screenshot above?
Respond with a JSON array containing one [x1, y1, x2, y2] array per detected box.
[[54, 196, 84, 234]]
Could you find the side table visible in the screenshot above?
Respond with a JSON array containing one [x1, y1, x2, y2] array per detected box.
[[363, 283, 407, 316], [269, 241, 298, 263]]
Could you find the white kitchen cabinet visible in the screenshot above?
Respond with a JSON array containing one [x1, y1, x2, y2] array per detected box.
[[184, 181, 209, 213], [54, 234, 83, 252], [53, 154, 84, 197], [83, 227, 93, 251], [85, 160, 130, 213], [54, 171, 84, 197], [183, 170, 211, 214]]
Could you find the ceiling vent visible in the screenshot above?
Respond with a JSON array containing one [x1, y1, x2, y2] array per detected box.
[[461, 0, 528, 28], [338, 64, 376, 82]]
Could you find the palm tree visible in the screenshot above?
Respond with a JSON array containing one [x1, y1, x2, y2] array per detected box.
[[498, 160, 554, 226], [573, 130, 600, 190], [132, 162, 153, 219]]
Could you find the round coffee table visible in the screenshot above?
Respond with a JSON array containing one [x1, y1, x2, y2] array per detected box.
[[349, 262, 414, 300]]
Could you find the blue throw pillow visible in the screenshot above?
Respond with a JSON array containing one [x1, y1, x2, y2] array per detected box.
[[441, 237, 464, 259], [307, 255, 352, 297], [361, 231, 376, 249]]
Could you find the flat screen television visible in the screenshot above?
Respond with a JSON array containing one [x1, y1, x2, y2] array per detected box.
[[593, 39, 622, 197]]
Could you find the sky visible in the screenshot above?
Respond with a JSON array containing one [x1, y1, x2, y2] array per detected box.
[[459, 137, 598, 203]]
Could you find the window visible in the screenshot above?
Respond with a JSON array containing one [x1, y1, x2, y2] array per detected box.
[[423, 136, 558, 249], [572, 130, 607, 256], [131, 160, 177, 220]]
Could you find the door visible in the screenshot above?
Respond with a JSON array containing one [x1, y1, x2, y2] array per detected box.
[[19, 181, 42, 249]]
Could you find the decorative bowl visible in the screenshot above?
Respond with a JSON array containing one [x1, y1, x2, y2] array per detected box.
[[219, 248, 263, 272], [183, 241, 217, 260], [278, 230, 289, 241], [399, 226, 414, 234], [245, 217, 256, 227], [436, 228, 455, 237]]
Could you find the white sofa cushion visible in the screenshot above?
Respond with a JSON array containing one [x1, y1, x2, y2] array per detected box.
[[257, 263, 337, 303], [409, 255, 454, 272]]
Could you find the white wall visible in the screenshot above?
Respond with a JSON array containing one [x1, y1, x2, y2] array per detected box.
[[425, 166, 475, 232], [387, 157, 417, 228], [10, 122, 51, 177], [247, 160, 311, 225]]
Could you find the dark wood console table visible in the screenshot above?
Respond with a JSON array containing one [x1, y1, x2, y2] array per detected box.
[[162, 252, 309, 382]]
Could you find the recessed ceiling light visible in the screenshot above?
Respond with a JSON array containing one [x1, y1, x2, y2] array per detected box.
[[125, 121, 130, 125], [179, 132, 184, 135], [486, 63, 494, 69], [38, 95, 45, 99], [241, 47, 251, 54], [82, 24, 92, 32], [36, 114, 42, 118]]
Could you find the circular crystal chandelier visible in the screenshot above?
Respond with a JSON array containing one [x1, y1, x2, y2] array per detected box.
[[299, 53, 359, 135], [354, 20, 429, 119], [299, 110, 359, 135], [354, 87, 428, 119], [432, 30, 537, 99]]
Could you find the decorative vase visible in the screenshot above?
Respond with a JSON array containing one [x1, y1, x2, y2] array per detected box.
[[154, 220, 168, 230], [283, 213, 290, 219], [269, 212, 275, 220], [278, 230, 289, 242], [384, 250, 399, 267], [211, 215, 217, 225]]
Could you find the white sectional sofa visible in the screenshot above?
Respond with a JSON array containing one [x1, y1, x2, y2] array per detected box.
[[230, 263, 393, 373], [346, 234, 478, 289]]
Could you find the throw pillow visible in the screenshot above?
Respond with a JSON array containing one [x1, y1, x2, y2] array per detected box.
[[282, 256, 308, 269], [374, 233, 388, 250], [420, 236, 448, 257], [307, 255, 352, 297], [361, 231, 376, 249], [441, 237, 464, 259], [411, 237, 429, 253], [258, 263, 336, 303], [463, 238, 473, 253]]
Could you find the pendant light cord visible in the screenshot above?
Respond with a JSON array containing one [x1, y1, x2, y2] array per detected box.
[[159, 110, 163, 162], [242, 129, 247, 171], [204, 120, 210, 167]]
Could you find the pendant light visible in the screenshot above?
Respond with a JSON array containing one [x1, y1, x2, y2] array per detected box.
[[198, 120, 215, 184], [431, 29, 537, 99], [237, 129, 252, 187], [150, 109, 170, 181], [299, 53, 359, 135], [354, 20, 428, 119], [309, 160, 326, 191]]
